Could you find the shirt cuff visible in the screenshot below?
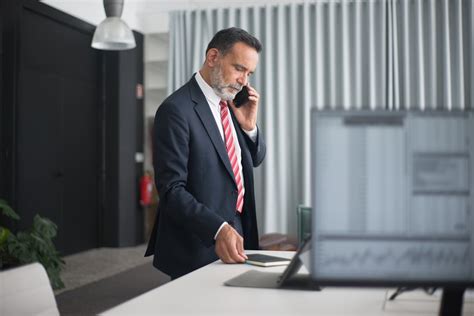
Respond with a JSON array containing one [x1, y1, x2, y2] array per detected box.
[[214, 222, 229, 240], [243, 127, 257, 142]]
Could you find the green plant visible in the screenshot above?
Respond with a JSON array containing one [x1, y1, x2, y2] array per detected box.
[[0, 199, 65, 289]]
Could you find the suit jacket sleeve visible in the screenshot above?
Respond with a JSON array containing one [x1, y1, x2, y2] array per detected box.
[[242, 126, 266, 167], [153, 101, 225, 247]]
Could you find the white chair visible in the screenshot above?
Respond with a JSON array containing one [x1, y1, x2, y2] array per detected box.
[[0, 262, 59, 316]]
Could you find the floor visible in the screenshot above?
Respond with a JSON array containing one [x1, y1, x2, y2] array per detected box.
[[55, 244, 152, 295], [54, 244, 171, 315]]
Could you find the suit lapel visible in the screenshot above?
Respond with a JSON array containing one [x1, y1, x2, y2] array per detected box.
[[190, 77, 236, 183]]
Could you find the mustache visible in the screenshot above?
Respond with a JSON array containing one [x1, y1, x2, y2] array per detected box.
[[227, 84, 243, 91]]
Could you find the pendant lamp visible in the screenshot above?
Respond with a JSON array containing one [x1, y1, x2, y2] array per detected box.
[[91, 0, 136, 50]]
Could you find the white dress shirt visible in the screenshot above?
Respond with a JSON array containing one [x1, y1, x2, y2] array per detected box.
[[194, 71, 257, 239]]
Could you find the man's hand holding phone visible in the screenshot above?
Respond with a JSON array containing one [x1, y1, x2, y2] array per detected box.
[[229, 84, 260, 132]]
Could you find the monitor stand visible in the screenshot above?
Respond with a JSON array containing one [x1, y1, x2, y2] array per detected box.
[[439, 287, 465, 316]]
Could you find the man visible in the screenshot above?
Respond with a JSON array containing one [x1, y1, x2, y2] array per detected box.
[[145, 27, 266, 279]]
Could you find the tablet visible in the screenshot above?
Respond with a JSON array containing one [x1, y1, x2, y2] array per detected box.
[[245, 254, 291, 267]]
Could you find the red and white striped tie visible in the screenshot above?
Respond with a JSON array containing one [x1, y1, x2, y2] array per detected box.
[[220, 100, 244, 213]]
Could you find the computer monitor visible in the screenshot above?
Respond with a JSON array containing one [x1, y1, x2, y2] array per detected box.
[[310, 110, 474, 315]]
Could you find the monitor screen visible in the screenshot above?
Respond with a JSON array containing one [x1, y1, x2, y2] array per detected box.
[[310, 110, 474, 287]]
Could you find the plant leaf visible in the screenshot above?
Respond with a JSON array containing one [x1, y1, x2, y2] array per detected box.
[[0, 227, 11, 248], [33, 215, 57, 239], [0, 199, 20, 221], [2, 210, 65, 290]]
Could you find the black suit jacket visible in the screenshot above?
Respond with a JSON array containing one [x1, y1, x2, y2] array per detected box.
[[145, 75, 266, 279]]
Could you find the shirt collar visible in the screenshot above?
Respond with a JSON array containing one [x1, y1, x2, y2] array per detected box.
[[195, 70, 222, 107]]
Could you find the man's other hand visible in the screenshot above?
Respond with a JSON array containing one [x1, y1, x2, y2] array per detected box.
[[215, 224, 248, 263]]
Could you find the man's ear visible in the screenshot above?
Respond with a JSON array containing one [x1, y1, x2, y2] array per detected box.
[[206, 48, 220, 67]]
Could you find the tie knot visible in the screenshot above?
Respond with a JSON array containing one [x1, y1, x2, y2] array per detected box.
[[219, 100, 227, 109]]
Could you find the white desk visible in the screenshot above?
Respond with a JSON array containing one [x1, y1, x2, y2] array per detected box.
[[102, 251, 474, 316]]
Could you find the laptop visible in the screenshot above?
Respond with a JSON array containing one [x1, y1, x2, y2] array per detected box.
[[224, 236, 320, 290]]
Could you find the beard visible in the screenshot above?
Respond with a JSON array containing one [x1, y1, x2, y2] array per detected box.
[[209, 64, 243, 101]]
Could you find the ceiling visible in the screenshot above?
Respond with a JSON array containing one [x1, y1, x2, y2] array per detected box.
[[41, 0, 293, 34]]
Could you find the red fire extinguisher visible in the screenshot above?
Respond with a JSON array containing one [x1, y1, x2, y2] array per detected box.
[[140, 172, 153, 206]]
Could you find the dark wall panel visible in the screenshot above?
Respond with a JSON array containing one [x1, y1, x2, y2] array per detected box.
[[16, 3, 100, 254], [102, 32, 144, 247], [103, 52, 119, 247], [0, 3, 4, 198], [0, 0, 17, 204], [16, 68, 64, 246], [2, 0, 144, 253], [20, 7, 96, 81], [118, 50, 138, 246], [62, 77, 99, 253]]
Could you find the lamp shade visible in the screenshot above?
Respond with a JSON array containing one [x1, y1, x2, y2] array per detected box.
[[91, 17, 136, 50]]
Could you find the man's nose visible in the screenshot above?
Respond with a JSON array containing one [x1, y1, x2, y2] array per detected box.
[[237, 75, 247, 86]]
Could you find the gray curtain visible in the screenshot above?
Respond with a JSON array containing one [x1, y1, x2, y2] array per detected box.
[[167, 0, 473, 236]]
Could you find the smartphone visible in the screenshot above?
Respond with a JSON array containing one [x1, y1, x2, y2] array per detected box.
[[233, 86, 249, 108]]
